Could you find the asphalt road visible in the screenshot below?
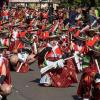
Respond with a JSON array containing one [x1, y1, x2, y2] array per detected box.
[[8, 61, 79, 100]]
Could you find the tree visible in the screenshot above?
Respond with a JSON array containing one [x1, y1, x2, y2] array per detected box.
[[59, 0, 99, 7]]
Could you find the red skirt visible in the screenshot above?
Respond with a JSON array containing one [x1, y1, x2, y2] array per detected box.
[[48, 59, 78, 87]]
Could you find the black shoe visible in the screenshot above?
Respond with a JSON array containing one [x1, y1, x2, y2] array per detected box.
[[1, 96, 7, 100]]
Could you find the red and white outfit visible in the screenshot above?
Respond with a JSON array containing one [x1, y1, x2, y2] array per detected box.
[[0, 39, 9, 47], [11, 30, 19, 41], [71, 42, 86, 71], [46, 43, 62, 58], [86, 35, 99, 47], [2, 9, 9, 20], [10, 30, 24, 51]]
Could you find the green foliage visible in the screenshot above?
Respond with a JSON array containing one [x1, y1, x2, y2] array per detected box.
[[60, 0, 82, 7], [3, 0, 7, 3], [74, 0, 81, 3]]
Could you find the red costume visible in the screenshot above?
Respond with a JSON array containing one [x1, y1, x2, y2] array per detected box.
[[77, 64, 98, 99], [40, 44, 78, 87], [0, 56, 11, 85]]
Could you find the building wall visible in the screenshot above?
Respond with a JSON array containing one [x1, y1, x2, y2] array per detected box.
[[9, 0, 53, 2]]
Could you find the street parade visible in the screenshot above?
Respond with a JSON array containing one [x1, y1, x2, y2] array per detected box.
[[0, 0, 100, 100]]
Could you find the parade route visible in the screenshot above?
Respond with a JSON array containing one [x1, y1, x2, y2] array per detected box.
[[0, 0, 99, 100], [8, 61, 79, 100]]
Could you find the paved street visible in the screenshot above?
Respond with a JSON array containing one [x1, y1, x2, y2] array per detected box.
[[8, 61, 79, 100]]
